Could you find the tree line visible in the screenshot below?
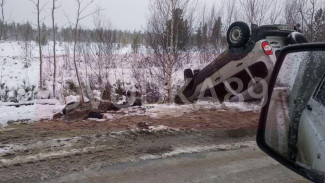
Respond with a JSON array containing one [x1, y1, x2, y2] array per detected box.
[[0, 20, 144, 45]]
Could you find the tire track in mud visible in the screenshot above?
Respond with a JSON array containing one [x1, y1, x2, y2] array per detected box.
[[0, 128, 255, 183], [0, 107, 260, 183]]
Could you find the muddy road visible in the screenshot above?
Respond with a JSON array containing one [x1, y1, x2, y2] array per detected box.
[[51, 144, 308, 183], [0, 103, 304, 182]]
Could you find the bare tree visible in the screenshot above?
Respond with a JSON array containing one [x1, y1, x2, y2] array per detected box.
[[313, 8, 325, 42], [91, 8, 113, 86], [196, 4, 223, 65], [70, 0, 97, 103], [167, 0, 175, 102], [31, 0, 45, 89], [268, 0, 284, 24], [285, 0, 319, 40], [52, 0, 59, 98], [240, 0, 272, 25], [284, 0, 300, 25], [0, 0, 5, 40], [224, 0, 238, 29], [308, 0, 318, 40], [297, 0, 308, 32], [146, 0, 196, 103]]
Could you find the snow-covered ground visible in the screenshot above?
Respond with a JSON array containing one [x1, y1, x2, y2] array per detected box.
[[0, 41, 214, 125], [0, 100, 65, 126]]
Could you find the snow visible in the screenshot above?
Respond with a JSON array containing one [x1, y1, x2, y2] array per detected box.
[[0, 136, 82, 156], [0, 145, 106, 166], [0, 41, 206, 104], [0, 105, 36, 125], [36, 99, 61, 105], [140, 141, 256, 160], [0, 42, 39, 89], [145, 101, 261, 119], [0, 100, 64, 126], [148, 125, 170, 132], [34, 103, 65, 121], [37, 90, 51, 99], [131, 125, 180, 133], [65, 95, 80, 104]]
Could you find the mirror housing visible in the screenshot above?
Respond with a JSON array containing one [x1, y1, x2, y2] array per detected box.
[[257, 43, 325, 182]]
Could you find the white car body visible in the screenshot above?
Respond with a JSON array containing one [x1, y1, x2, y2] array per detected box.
[[298, 76, 325, 170]]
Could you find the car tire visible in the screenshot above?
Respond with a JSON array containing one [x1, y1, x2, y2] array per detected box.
[[184, 69, 194, 80], [287, 32, 309, 44], [227, 22, 250, 48]]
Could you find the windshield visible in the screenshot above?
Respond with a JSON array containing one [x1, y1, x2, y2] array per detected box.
[[0, 0, 323, 182]]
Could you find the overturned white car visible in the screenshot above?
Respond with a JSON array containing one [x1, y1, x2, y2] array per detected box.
[[175, 22, 308, 104]]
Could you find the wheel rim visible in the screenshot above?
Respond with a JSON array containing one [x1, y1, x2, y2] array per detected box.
[[229, 26, 242, 44]]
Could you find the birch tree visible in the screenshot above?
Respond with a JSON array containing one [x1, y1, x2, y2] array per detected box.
[[70, 0, 97, 102], [167, 0, 175, 102], [52, 0, 59, 98], [146, 0, 196, 103], [31, 0, 45, 89], [0, 0, 5, 40]]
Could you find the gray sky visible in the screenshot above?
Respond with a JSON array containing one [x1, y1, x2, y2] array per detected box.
[[6, 0, 218, 31]]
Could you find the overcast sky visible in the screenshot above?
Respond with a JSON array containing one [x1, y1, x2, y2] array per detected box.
[[6, 0, 219, 31]]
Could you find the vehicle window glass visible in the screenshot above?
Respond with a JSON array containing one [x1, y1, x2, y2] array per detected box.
[[315, 78, 325, 106]]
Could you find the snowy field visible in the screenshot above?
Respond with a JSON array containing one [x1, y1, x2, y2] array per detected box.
[[0, 41, 212, 125]]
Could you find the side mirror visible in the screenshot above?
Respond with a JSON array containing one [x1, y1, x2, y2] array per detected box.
[[257, 43, 325, 182]]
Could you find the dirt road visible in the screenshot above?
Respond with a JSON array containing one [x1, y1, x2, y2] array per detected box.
[[51, 144, 308, 183], [0, 103, 306, 182]]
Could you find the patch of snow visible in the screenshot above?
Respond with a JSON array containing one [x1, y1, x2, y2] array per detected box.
[[140, 141, 256, 160], [133, 125, 179, 133], [34, 103, 65, 121], [0, 105, 36, 126], [145, 104, 195, 118], [65, 95, 80, 104], [144, 101, 261, 119], [65, 95, 89, 104], [0, 145, 107, 166], [36, 99, 61, 105], [0, 127, 15, 132], [148, 125, 169, 131], [217, 102, 261, 112], [0, 136, 82, 157], [37, 90, 50, 99], [0, 99, 64, 126]]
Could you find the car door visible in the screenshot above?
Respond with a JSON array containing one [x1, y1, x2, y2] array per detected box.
[[297, 76, 325, 170]]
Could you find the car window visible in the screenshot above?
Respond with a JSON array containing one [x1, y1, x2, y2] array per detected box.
[[314, 76, 325, 106]]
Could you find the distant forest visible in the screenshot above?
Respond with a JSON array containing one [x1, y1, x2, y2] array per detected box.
[[0, 19, 226, 52], [0, 21, 144, 46]]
